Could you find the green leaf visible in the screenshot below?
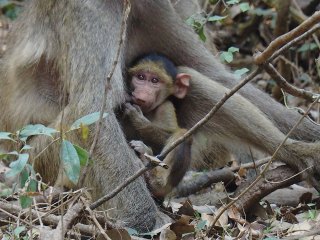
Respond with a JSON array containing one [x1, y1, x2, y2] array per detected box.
[[2, 2, 22, 20], [0, 183, 12, 197], [60, 140, 80, 184], [6, 154, 29, 178], [298, 73, 312, 83], [220, 51, 234, 63], [29, 179, 38, 192], [185, 16, 195, 26], [239, 2, 250, 12], [20, 167, 29, 188], [73, 144, 89, 166], [297, 43, 317, 52], [0, 0, 10, 8], [21, 145, 32, 151], [252, 8, 275, 16], [220, 47, 239, 63], [0, 151, 18, 159], [196, 220, 207, 230], [70, 112, 108, 130], [20, 166, 37, 189], [80, 124, 90, 140], [226, 0, 239, 4], [19, 166, 38, 209], [228, 47, 239, 53], [26, 163, 36, 176], [20, 195, 33, 209], [126, 227, 139, 236], [5, 151, 18, 156], [234, 68, 249, 78], [19, 124, 58, 141], [307, 203, 316, 207], [197, 26, 206, 42], [208, 15, 227, 22], [2, 235, 10, 240], [13, 226, 26, 237], [307, 209, 317, 220], [0, 132, 13, 141]]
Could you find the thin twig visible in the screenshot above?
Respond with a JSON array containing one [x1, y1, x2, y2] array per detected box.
[[32, 190, 80, 224], [261, 26, 320, 102], [174, 157, 271, 197], [266, 165, 312, 185], [207, 97, 319, 233], [58, 18, 71, 239], [33, 198, 44, 227], [269, 24, 320, 63], [0, 200, 114, 237], [264, 63, 317, 101], [90, 155, 166, 210], [229, 157, 271, 172], [32, 137, 60, 165], [283, 227, 320, 240], [89, 166, 149, 210], [0, 204, 32, 227], [50, 202, 84, 240], [254, 11, 320, 64], [81, 197, 112, 240]]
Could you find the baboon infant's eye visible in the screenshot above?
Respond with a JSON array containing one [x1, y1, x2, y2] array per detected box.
[[151, 77, 159, 84], [137, 74, 145, 80]]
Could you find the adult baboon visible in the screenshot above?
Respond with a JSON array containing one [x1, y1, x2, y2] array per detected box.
[[0, 0, 319, 231]]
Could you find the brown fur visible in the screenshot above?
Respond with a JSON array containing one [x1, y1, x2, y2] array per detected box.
[[124, 61, 192, 198], [128, 61, 173, 88], [124, 100, 192, 199], [176, 67, 320, 186]]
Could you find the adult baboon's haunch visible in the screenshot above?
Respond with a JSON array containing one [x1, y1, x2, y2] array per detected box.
[[0, 0, 319, 231]]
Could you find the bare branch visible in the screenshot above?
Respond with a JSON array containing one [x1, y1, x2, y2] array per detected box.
[[264, 63, 318, 101], [81, 197, 112, 240], [90, 156, 167, 210], [43, 202, 84, 240], [207, 97, 319, 233], [254, 11, 320, 64]]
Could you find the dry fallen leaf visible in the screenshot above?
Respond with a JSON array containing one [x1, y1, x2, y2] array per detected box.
[[237, 167, 247, 178], [176, 200, 196, 217], [160, 229, 177, 240], [105, 229, 131, 240], [228, 205, 245, 224], [170, 215, 195, 238], [236, 221, 264, 239], [204, 206, 229, 227]]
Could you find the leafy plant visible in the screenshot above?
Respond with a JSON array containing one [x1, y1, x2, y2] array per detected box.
[[2, 225, 28, 240], [234, 68, 249, 78], [0, 111, 108, 208], [0, 0, 23, 20], [60, 140, 81, 185], [220, 46, 239, 63], [239, 2, 250, 12]]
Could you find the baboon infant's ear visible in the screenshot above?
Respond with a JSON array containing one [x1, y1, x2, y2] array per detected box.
[[174, 73, 191, 99]]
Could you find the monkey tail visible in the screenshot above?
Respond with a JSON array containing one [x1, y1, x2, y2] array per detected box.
[[167, 130, 193, 188]]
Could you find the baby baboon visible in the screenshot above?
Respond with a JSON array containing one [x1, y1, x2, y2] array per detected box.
[[123, 53, 192, 199]]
